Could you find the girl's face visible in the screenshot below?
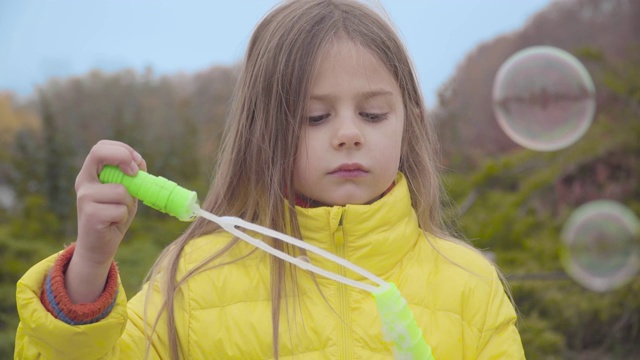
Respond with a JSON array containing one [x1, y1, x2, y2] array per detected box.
[[293, 38, 405, 206]]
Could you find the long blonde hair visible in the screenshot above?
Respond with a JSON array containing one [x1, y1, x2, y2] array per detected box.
[[145, 0, 471, 358]]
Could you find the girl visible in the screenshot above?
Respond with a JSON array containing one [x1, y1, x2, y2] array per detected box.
[[15, 0, 525, 358]]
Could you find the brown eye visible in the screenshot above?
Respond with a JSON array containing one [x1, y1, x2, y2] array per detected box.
[[308, 114, 329, 125], [360, 112, 388, 122]]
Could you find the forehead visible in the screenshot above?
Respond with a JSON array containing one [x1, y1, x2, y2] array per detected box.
[[310, 37, 400, 96]]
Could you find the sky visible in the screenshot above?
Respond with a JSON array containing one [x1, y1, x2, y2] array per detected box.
[[0, 0, 553, 106]]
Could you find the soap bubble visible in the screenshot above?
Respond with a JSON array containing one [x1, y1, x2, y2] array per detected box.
[[561, 200, 640, 292], [492, 46, 596, 151]]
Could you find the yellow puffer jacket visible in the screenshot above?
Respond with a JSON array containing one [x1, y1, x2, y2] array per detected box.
[[15, 174, 525, 359]]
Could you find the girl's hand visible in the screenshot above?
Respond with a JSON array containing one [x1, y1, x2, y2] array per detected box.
[[65, 140, 146, 303]]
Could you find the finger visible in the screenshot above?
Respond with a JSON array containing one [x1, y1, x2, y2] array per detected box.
[[77, 184, 138, 230], [136, 157, 147, 172], [83, 202, 131, 229], [93, 140, 143, 176], [95, 140, 143, 166], [76, 141, 145, 187], [77, 183, 135, 208]]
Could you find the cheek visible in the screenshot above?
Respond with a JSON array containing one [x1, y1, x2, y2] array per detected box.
[[387, 144, 403, 170], [386, 121, 404, 168], [389, 117, 404, 147], [293, 139, 310, 187]]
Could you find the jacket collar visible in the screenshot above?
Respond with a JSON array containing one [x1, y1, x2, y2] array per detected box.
[[294, 173, 421, 280]]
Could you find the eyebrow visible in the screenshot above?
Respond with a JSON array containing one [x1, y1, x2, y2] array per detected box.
[[309, 89, 395, 102]]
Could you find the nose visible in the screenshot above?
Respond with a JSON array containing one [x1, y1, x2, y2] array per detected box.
[[332, 115, 364, 149]]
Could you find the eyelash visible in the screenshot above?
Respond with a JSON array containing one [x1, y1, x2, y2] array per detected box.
[[308, 114, 329, 125], [360, 112, 388, 122], [307, 112, 388, 125]]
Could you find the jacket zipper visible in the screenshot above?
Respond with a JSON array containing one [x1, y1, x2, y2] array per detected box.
[[335, 210, 353, 359]]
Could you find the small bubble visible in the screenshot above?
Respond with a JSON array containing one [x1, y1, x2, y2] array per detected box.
[[492, 46, 596, 151], [561, 200, 640, 292]]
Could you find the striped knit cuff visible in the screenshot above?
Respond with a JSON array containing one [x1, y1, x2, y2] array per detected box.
[[40, 244, 119, 325]]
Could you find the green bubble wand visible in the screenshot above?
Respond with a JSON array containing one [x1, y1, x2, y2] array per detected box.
[[100, 165, 434, 359]]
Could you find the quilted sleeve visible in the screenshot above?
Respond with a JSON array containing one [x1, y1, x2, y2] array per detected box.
[[14, 248, 171, 360], [476, 270, 526, 359]]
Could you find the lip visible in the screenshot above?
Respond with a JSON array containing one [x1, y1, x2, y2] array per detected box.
[[329, 163, 368, 178]]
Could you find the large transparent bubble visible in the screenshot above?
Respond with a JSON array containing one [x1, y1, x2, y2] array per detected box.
[[561, 200, 640, 292], [492, 46, 596, 151]]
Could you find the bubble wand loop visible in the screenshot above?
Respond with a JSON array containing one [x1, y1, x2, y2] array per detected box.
[[198, 211, 381, 293], [99, 165, 434, 359]]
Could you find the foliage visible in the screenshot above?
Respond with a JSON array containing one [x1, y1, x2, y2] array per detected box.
[[0, 225, 61, 359], [442, 107, 640, 358], [435, 0, 640, 170]]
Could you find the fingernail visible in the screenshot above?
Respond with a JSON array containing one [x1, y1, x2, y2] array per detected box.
[[129, 161, 139, 174], [133, 151, 142, 163]]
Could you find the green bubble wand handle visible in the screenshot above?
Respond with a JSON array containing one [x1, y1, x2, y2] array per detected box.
[[98, 165, 200, 221], [373, 283, 435, 359]]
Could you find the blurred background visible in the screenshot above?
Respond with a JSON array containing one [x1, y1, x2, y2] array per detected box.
[[1, 0, 639, 358]]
